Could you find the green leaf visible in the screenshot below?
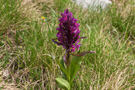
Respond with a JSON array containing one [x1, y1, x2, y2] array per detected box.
[[60, 58, 67, 79], [70, 56, 82, 82], [55, 78, 70, 90], [56, 57, 67, 75], [56, 57, 70, 81], [60, 56, 66, 69]]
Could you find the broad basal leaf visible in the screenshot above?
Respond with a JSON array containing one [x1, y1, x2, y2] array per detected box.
[[55, 78, 70, 90]]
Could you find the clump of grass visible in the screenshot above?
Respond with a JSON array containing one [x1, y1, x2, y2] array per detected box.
[[73, 24, 135, 89], [0, 0, 55, 89], [109, 1, 135, 40], [0, 0, 25, 34], [21, 0, 54, 20]]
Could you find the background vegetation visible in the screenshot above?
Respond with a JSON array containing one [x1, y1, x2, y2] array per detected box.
[[0, 0, 135, 90]]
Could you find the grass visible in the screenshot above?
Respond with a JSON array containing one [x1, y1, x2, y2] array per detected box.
[[0, 0, 135, 90]]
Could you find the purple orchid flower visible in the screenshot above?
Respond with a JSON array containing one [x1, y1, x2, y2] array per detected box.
[[53, 9, 81, 52]]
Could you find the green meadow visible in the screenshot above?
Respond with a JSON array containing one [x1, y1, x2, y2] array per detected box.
[[0, 0, 135, 90]]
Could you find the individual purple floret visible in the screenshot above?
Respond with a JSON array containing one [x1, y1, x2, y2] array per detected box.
[[53, 9, 81, 52]]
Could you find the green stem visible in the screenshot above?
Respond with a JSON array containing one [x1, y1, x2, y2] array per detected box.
[[66, 50, 70, 82]]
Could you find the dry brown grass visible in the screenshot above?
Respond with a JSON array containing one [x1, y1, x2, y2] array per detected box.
[[20, 0, 54, 20], [0, 71, 22, 90]]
